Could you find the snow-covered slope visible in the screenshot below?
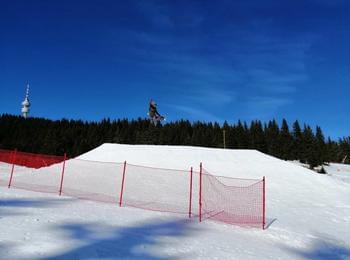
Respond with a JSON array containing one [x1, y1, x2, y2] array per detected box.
[[1, 144, 349, 259], [325, 163, 350, 184], [78, 144, 350, 233]]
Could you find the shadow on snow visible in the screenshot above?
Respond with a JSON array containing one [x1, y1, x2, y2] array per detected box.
[[43, 219, 199, 260], [281, 233, 350, 260], [0, 198, 73, 217], [265, 218, 277, 229]]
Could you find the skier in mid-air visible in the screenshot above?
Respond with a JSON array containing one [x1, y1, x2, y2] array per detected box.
[[148, 99, 164, 126]]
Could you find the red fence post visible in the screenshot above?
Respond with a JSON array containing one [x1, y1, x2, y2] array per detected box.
[[8, 149, 17, 188], [59, 153, 67, 196], [188, 167, 193, 218], [263, 176, 266, 230], [119, 161, 127, 207], [199, 162, 202, 222]]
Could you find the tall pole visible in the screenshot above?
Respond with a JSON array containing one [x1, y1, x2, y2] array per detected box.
[[8, 149, 17, 188], [199, 162, 202, 222], [223, 130, 226, 149], [188, 167, 193, 218], [119, 161, 127, 207], [263, 176, 266, 230], [59, 153, 67, 196]]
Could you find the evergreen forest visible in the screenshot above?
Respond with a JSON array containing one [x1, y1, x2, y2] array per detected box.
[[0, 114, 349, 169]]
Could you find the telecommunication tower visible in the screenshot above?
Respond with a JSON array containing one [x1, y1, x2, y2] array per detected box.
[[21, 84, 31, 118]]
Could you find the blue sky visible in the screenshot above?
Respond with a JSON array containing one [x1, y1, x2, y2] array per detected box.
[[0, 0, 349, 138]]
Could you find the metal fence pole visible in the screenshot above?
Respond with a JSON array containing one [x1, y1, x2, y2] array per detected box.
[[8, 149, 17, 188], [199, 162, 202, 222], [263, 176, 266, 230], [59, 153, 67, 196], [188, 167, 193, 218], [119, 161, 127, 207]]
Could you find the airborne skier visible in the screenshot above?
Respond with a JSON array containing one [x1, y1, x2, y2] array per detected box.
[[148, 99, 164, 126]]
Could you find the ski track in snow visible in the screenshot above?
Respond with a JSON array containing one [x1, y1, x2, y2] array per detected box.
[[0, 143, 350, 259]]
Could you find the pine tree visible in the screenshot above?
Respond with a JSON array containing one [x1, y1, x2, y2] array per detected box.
[[234, 120, 249, 149], [249, 120, 267, 152], [222, 121, 233, 149], [315, 126, 326, 165], [279, 119, 293, 160], [291, 120, 303, 161], [265, 119, 280, 157], [303, 125, 318, 169]]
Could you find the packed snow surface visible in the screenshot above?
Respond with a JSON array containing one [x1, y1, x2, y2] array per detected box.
[[1, 143, 350, 259]]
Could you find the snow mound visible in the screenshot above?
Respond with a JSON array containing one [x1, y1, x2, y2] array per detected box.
[[77, 143, 350, 228], [77, 143, 311, 176]]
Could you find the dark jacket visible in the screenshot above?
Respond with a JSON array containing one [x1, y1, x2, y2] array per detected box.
[[149, 103, 160, 118]]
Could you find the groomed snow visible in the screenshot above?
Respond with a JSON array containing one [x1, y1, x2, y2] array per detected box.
[[1, 143, 350, 259]]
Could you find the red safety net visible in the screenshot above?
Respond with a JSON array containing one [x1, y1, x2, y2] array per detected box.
[[201, 168, 265, 228], [0, 150, 12, 186], [60, 159, 124, 204], [0, 149, 13, 164], [0, 148, 266, 228], [0, 149, 65, 169], [17, 151, 64, 169], [0, 149, 65, 193], [9, 163, 64, 194], [120, 163, 196, 215]]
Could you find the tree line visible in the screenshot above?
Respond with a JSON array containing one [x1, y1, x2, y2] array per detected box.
[[0, 114, 349, 169]]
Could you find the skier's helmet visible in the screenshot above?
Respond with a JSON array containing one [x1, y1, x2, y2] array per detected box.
[[150, 100, 157, 106]]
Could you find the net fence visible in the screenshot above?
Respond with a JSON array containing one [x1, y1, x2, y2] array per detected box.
[[121, 163, 196, 215], [0, 149, 265, 228], [0, 149, 65, 193], [0, 150, 12, 186], [61, 159, 124, 204], [0, 149, 65, 169], [201, 168, 264, 227]]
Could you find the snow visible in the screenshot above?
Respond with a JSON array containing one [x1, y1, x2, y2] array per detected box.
[[1, 143, 350, 259], [324, 163, 350, 184]]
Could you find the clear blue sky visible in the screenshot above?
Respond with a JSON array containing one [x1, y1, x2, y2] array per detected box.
[[0, 0, 349, 138]]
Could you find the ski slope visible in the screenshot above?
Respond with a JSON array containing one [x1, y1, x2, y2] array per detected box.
[[1, 143, 350, 259]]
